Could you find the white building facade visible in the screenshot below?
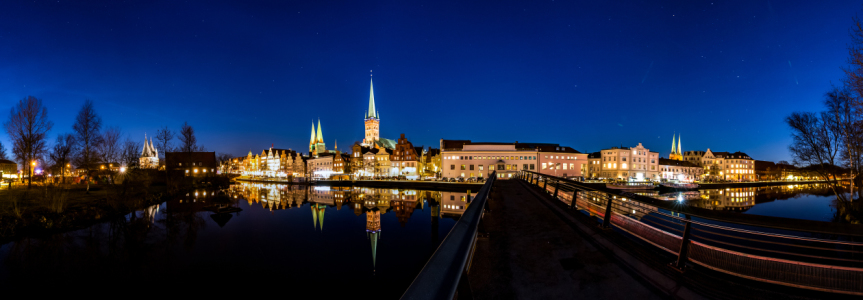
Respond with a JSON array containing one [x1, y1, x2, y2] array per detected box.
[[440, 140, 538, 179], [599, 143, 660, 181]]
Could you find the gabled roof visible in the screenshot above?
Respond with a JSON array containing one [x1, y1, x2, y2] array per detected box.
[[658, 158, 699, 168], [375, 138, 396, 150], [534, 145, 581, 153]]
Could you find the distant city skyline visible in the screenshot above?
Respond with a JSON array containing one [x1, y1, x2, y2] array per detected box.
[[2, 1, 861, 162]]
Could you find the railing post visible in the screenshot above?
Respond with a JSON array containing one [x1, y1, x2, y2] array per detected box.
[[553, 181, 559, 198], [570, 189, 577, 209], [673, 215, 693, 271], [601, 194, 613, 228]]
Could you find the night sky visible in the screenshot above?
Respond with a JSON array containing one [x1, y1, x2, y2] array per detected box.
[[1, 1, 859, 161]]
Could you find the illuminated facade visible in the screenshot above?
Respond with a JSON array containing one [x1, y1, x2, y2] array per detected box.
[[658, 158, 703, 182], [390, 133, 420, 179], [440, 140, 538, 179], [699, 149, 755, 182], [139, 134, 159, 169], [586, 152, 601, 178], [536, 145, 587, 178], [598, 143, 660, 180], [419, 147, 441, 178], [0, 159, 18, 179]]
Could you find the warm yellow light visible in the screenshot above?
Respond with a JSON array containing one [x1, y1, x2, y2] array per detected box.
[[194, 169, 198, 173], [31, 161, 36, 166]]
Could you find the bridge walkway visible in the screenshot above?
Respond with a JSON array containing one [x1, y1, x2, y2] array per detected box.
[[467, 180, 686, 299]]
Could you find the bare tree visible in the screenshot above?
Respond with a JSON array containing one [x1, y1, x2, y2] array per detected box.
[[120, 137, 142, 170], [72, 100, 103, 169], [787, 108, 848, 201], [72, 100, 102, 192], [0, 140, 7, 160], [155, 126, 174, 184], [178, 121, 202, 153], [49, 133, 75, 184], [98, 126, 122, 164], [4, 96, 53, 188]]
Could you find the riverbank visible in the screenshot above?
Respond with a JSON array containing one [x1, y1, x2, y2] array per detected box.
[[0, 184, 168, 243], [235, 176, 483, 192]]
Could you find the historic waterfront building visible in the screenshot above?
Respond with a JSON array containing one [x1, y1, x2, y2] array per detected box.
[[440, 140, 538, 179], [586, 152, 601, 179], [700, 149, 755, 182], [684, 150, 706, 166], [419, 147, 441, 178], [390, 134, 420, 179], [598, 143, 660, 180], [536, 145, 587, 178], [139, 134, 159, 169], [669, 134, 683, 161], [658, 158, 703, 182]]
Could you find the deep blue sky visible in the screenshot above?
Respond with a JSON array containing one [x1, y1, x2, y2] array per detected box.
[[0, 1, 859, 161]]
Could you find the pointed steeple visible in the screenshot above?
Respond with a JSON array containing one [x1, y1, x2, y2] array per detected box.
[[310, 122, 317, 145], [671, 134, 676, 154], [316, 119, 324, 143], [370, 231, 379, 269], [150, 138, 157, 157], [677, 135, 682, 155], [367, 78, 377, 119], [312, 205, 318, 230], [142, 134, 147, 156], [318, 204, 325, 231]]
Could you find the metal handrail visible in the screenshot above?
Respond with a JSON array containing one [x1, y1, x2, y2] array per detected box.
[[401, 171, 496, 300], [520, 170, 863, 236], [518, 170, 863, 295]]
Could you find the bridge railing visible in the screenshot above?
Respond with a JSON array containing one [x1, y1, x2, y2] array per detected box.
[[401, 171, 496, 300], [517, 170, 863, 296]]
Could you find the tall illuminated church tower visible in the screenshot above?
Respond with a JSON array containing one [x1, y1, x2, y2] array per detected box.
[[669, 134, 683, 161], [362, 77, 380, 147]]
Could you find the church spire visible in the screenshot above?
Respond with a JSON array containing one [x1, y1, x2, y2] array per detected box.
[[367, 78, 377, 119], [310, 122, 316, 145], [671, 134, 676, 154], [677, 135, 682, 155], [316, 119, 324, 143]]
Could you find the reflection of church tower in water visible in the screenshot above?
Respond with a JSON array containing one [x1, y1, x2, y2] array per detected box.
[[366, 209, 381, 270], [311, 203, 326, 231]]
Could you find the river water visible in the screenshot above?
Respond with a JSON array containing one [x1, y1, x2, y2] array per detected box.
[[0, 182, 474, 295], [636, 183, 842, 222]]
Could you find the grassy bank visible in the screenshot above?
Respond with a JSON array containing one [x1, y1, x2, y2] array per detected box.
[[0, 183, 168, 242]]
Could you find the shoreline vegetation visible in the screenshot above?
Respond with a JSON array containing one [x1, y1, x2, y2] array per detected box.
[[0, 171, 233, 243]]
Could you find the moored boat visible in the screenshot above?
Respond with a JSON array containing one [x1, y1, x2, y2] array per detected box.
[[659, 182, 699, 192], [606, 182, 656, 190]]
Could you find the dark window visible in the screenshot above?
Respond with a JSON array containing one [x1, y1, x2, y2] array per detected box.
[[451, 195, 455, 200], [469, 165, 474, 170], [530, 164, 535, 170], [523, 164, 528, 169], [450, 164, 455, 170]]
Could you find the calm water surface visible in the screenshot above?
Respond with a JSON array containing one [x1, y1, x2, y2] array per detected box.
[[640, 183, 841, 222], [0, 183, 473, 295]]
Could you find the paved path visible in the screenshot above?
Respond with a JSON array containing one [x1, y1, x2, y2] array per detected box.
[[468, 180, 666, 300]]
